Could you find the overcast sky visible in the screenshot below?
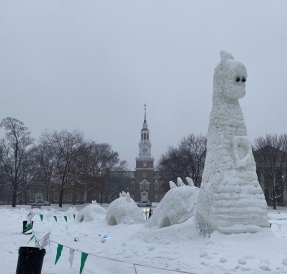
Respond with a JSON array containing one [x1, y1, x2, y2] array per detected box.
[[1, 0, 286, 169]]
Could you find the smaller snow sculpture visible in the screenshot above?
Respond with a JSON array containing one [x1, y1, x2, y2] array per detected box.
[[76, 203, 106, 222], [106, 193, 144, 225], [147, 178, 199, 228]]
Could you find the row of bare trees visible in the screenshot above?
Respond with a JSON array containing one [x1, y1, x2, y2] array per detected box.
[[0, 117, 128, 207], [157, 133, 287, 209]]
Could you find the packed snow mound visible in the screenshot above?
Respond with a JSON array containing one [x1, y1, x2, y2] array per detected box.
[[196, 51, 268, 234], [147, 178, 199, 228], [77, 203, 106, 222], [106, 194, 144, 225]]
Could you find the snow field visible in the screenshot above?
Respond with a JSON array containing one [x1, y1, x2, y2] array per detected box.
[[1, 206, 287, 274]]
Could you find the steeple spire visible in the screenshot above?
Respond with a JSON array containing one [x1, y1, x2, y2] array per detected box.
[[144, 104, 147, 123]]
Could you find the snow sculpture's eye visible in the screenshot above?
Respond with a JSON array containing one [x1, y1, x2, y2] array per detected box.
[[242, 77, 246, 82], [236, 77, 240, 82]]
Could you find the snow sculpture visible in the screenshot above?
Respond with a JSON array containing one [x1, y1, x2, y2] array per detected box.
[[77, 203, 106, 222], [196, 51, 268, 234], [106, 193, 144, 225], [147, 178, 199, 228]]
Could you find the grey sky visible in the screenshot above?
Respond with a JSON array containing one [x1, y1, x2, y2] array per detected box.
[[1, 0, 286, 169]]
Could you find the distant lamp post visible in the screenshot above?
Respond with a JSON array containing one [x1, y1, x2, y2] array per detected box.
[[52, 188, 55, 204], [142, 207, 150, 220]]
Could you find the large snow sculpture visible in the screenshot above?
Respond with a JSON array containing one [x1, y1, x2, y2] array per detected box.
[[76, 202, 106, 222], [196, 51, 268, 234], [106, 193, 144, 225], [147, 177, 199, 228]]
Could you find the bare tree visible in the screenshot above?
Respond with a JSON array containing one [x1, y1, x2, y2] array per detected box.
[[253, 134, 287, 210], [157, 134, 207, 187], [0, 117, 37, 207], [39, 129, 84, 207]]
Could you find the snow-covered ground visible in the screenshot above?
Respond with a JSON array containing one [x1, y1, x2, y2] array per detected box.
[[1, 205, 287, 274]]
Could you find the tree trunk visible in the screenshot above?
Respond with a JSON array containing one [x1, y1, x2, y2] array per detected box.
[[273, 174, 277, 210], [59, 188, 63, 207], [12, 190, 17, 207]]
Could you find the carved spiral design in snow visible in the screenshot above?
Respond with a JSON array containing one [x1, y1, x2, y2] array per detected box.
[[232, 136, 253, 168]]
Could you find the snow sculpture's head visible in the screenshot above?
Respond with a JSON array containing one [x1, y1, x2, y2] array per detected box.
[[214, 50, 247, 100]]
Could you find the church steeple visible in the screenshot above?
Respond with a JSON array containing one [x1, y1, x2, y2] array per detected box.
[[138, 104, 152, 159]]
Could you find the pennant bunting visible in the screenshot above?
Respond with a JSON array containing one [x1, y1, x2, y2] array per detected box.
[[269, 223, 272, 228], [46, 215, 50, 222], [64, 216, 67, 222], [40, 231, 51, 250], [55, 244, 63, 265], [54, 216, 57, 222], [39, 214, 43, 221], [68, 248, 75, 269], [80, 252, 89, 274], [27, 235, 35, 244], [73, 214, 76, 220]]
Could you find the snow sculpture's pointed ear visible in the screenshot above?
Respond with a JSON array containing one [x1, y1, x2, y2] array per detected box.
[[220, 50, 234, 61], [119, 193, 122, 198], [92, 200, 97, 204], [122, 191, 126, 197], [186, 177, 194, 187], [126, 192, 131, 202], [169, 181, 177, 189]]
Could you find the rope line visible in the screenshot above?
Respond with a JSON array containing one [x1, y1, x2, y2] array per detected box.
[[51, 240, 196, 274]]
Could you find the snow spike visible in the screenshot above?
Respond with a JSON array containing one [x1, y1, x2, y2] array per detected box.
[[169, 181, 177, 189], [177, 177, 185, 187], [126, 192, 131, 202], [121, 191, 127, 197], [186, 177, 194, 187]]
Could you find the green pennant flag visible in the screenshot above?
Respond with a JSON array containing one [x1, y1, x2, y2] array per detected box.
[[27, 235, 35, 244], [64, 216, 67, 222], [73, 214, 76, 220], [55, 244, 63, 265], [269, 223, 272, 228], [54, 216, 57, 222], [39, 214, 43, 221], [80, 252, 89, 274]]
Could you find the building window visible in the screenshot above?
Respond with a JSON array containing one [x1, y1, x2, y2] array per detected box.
[[144, 133, 146, 140], [75, 193, 79, 201], [53, 193, 58, 201], [160, 181, 165, 190], [147, 133, 149, 140], [131, 181, 135, 190], [155, 180, 159, 190], [155, 195, 159, 202], [30, 194, 35, 202], [143, 161, 147, 167], [141, 133, 143, 140], [68, 193, 72, 201]]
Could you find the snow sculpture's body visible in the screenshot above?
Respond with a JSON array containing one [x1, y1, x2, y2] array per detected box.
[[196, 51, 268, 234], [77, 203, 106, 222], [147, 177, 199, 228], [106, 194, 144, 225]]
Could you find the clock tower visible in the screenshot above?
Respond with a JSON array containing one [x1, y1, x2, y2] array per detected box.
[[134, 105, 155, 202]]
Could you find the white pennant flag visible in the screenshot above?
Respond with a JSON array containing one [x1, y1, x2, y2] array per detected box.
[[40, 231, 51, 250], [68, 249, 75, 269], [46, 215, 50, 222], [277, 224, 282, 232]]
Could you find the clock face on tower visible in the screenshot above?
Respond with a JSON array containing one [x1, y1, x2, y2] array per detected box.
[[142, 147, 148, 153]]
